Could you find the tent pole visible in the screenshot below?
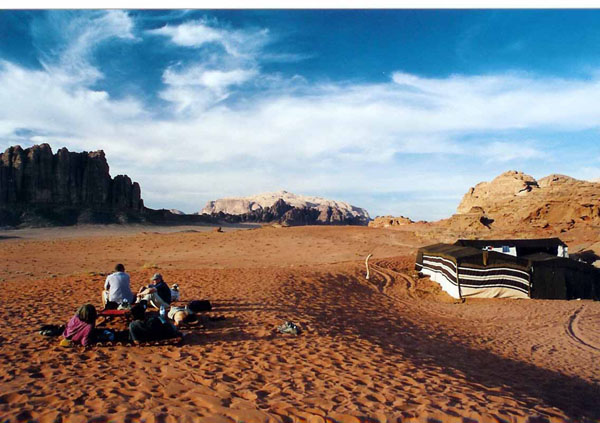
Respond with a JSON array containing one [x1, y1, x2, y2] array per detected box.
[[528, 265, 533, 299], [456, 259, 462, 300]]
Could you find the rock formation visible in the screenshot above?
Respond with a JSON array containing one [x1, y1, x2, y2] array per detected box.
[[203, 192, 370, 226], [368, 216, 414, 228], [0, 144, 144, 226], [452, 170, 600, 231]]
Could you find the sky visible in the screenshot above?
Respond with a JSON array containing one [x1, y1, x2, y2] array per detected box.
[[2, 9, 600, 220]]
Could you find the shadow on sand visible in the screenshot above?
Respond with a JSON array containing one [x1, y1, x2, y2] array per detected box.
[[0, 235, 20, 240], [284, 270, 600, 421]]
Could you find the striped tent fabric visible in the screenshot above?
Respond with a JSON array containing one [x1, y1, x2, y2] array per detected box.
[[416, 243, 531, 299]]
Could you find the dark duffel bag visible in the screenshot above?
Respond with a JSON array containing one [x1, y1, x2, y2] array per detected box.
[[188, 300, 212, 312]]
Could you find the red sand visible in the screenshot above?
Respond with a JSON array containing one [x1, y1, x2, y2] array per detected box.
[[0, 225, 599, 422]]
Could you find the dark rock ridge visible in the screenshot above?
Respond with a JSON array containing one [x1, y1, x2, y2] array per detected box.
[[0, 144, 212, 227], [0, 144, 145, 226], [210, 198, 369, 226]]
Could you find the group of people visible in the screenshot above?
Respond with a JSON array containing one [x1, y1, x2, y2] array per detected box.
[[102, 263, 172, 309], [62, 263, 199, 347]]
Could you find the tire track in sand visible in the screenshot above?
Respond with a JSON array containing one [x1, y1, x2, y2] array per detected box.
[[565, 304, 600, 352], [368, 263, 395, 294]]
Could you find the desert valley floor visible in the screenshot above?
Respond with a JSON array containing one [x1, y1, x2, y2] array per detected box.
[[0, 224, 599, 423]]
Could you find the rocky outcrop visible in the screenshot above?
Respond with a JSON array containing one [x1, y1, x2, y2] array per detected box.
[[203, 191, 370, 226], [0, 144, 143, 226], [454, 170, 600, 231], [209, 198, 367, 226], [368, 215, 414, 228]]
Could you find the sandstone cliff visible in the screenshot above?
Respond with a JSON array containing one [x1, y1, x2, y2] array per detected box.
[[0, 144, 143, 226], [451, 170, 600, 231]]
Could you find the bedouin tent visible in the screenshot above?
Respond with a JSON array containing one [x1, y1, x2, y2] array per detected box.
[[454, 238, 568, 257], [415, 243, 531, 299], [525, 253, 600, 300], [416, 242, 600, 300]]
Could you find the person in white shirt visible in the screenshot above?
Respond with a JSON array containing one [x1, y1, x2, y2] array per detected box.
[[102, 263, 134, 306]]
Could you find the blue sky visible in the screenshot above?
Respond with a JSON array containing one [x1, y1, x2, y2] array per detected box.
[[2, 9, 600, 220]]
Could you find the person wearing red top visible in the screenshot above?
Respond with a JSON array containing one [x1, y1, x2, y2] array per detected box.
[[62, 304, 97, 347]]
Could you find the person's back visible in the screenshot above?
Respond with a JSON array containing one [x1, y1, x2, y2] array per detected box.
[[128, 304, 179, 343], [104, 264, 134, 305], [63, 304, 97, 346]]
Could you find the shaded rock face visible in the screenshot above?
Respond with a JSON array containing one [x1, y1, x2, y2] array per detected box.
[[0, 144, 143, 226], [454, 170, 600, 231]]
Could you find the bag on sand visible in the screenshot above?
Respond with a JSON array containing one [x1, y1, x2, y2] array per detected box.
[[170, 284, 181, 302], [38, 324, 65, 337], [277, 321, 301, 336], [188, 300, 212, 313]]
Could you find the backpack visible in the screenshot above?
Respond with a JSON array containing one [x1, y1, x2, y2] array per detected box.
[[38, 324, 65, 337], [188, 300, 212, 313]]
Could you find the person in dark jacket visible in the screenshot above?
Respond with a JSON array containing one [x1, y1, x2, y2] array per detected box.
[[128, 303, 180, 343], [62, 304, 97, 347], [136, 273, 172, 309]]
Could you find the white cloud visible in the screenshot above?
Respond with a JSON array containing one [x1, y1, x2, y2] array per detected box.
[[148, 18, 269, 58], [479, 141, 545, 163], [390, 71, 600, 131], [41, 11, 136, 86], [160, 65, 258, 112], [150, 18, 267, 114], [150, 20, 222, 47], [164, 66, 257, 90]]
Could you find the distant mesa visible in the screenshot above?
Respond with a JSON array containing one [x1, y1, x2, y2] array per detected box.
[[202, 191, 371, 226], [169, 209, 186, 215]]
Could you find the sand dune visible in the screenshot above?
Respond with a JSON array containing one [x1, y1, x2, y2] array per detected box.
[[0, 225, 599, 422]]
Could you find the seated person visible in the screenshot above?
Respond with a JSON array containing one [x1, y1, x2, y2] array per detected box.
[[103, 263, 135, 307], [62, 304, 97, 347], [128, 303, 180, 343], [137, 273, 172, 309]]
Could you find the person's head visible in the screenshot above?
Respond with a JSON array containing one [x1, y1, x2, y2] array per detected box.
[[130, 303, 146, 321], [151, 273, 163, 283], [115, 263, 125, 272], [76, 304, 97, 324]]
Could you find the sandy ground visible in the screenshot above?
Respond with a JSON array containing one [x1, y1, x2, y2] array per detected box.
[[0, 224, 599, 422]]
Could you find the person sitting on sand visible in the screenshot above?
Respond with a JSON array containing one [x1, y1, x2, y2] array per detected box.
[[103, 263, 134, 307], [128, 303, 180, 343], [137, 273, 172, 309], [61, 304, 97, 347]]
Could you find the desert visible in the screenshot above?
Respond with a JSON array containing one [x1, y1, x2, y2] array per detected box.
[[1, 217, 599, 422], [4, 8, 600, 423]]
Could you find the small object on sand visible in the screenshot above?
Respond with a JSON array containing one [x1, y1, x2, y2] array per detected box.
[[214, 226, 223, 233], [277, 321, 301, 335], [38, 324, 65, 337], [365, 253, 373, 280], [59, 338, 72, 348]]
